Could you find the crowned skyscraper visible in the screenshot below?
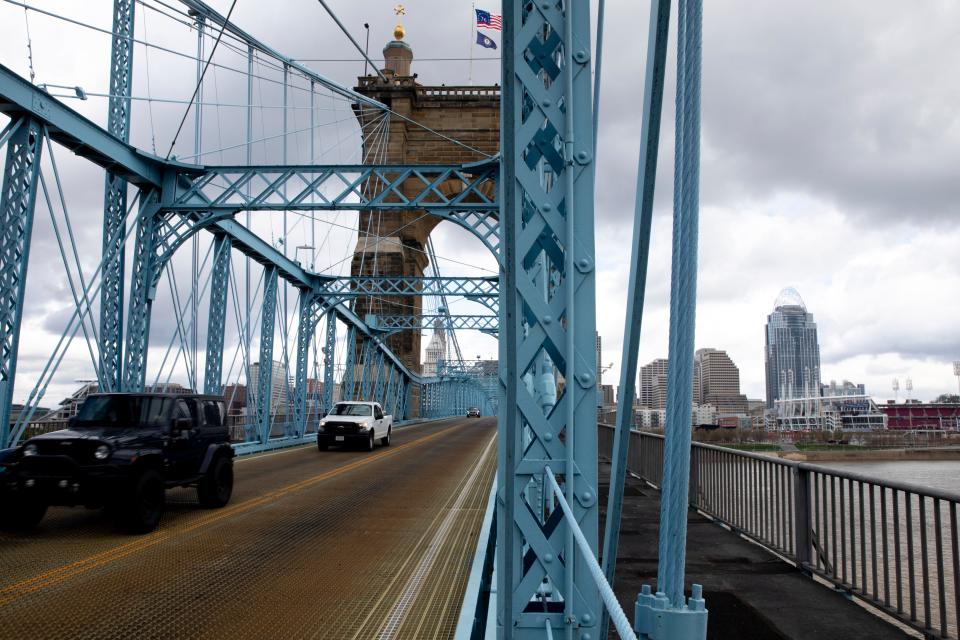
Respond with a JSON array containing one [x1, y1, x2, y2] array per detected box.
[[764, 288, 822, 409]]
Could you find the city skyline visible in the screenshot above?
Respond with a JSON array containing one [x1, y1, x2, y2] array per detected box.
[[0, 1, 956, 406]]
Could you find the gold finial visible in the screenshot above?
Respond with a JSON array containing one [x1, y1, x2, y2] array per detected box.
[[393, 4, 406, 40]]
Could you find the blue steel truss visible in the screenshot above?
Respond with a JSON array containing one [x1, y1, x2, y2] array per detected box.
[[98, 0, 136, 392], [315, 275, 499, 304], [169, 163, 497, 213], [0, 24, 502, 445], [499, 0, 601, 636], [0, 118, 43, 446], [322, 310, 336, 413], [203, 234, 232, 395], [254, 266, 279, 443], [366, 313, 499, 335]]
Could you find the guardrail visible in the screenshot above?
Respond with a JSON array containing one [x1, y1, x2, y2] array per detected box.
[[598, 425, 960, 639]]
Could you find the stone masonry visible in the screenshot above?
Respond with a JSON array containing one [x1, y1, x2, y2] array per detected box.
[[348, 34, 499, 412]]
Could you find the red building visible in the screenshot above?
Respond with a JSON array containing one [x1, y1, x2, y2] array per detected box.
[[881, 403, 960, 431]]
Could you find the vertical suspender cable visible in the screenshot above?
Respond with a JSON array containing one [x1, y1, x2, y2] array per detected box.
[[658, 0, 703, 608]]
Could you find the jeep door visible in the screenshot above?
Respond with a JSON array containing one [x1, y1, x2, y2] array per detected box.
[[167, 398, 204, 480]]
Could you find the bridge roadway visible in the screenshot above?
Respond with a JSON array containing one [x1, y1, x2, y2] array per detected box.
[[0, 417, 496, 639]]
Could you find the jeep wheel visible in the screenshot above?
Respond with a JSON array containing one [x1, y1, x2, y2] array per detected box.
[[365, 430, 375, 452], [197, 456, 233, 508], [380, 428, 391, 447], [115, 469, 165, 534], [0, 497, 47, 531]]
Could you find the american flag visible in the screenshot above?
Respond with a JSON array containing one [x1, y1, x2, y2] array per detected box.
[[475, 9, 502, 31]]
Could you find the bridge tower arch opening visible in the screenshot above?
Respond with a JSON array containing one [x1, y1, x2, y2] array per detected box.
[[350, 31, 499, 414]]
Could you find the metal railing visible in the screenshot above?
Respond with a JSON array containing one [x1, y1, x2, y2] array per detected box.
[[599, 425, 960, 639]]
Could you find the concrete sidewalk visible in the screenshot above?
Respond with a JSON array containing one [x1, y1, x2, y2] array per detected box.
[[598, 461, 911, 639]]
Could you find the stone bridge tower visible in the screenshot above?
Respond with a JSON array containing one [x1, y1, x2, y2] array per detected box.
[[351, 25, 499, 382]]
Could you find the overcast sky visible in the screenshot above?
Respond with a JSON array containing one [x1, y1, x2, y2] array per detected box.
[[0, 0, 958, 410]]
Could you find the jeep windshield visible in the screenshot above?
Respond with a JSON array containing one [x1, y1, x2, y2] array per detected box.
[[73, 395, 171, 428], [329, 404, 372, 417]]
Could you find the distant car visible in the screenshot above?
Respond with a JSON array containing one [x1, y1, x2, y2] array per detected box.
[[317, 401, 393, 451], [467, 407, 481, 418], [0, 393, 234, 534]]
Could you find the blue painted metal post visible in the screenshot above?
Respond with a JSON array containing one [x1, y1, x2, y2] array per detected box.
[[359, 338, 373, 400], [203, 234, 232, 395], [342, 326, 356, 401], [398, 378, 408, 421], [499, 0, 601, 635], [600, 2, 671, 635], [384, 365, 395, 416], [99, 0, 136, 391], [122, 190, 161, 391], [635, 2, 708, 638], [255, 266, 278, 443], [322, 309, 336, 411], [372, 349, 385, 405], [292, 291, 313, 436], [0, 118, 43, 446]]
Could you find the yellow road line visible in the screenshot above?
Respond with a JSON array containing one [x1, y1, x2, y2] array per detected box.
[[0, 423, 462, 606]]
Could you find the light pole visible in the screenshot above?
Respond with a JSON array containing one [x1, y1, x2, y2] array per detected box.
[[363, 23, 371, 77], [953, 361, 960, 396]]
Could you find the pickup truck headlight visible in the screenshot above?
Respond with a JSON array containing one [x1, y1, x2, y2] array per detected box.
[[94, 445, 110, 460], [23, 444, 37, 457], [357, 422, 370, 431]]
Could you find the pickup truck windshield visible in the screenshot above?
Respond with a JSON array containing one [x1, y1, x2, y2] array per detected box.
[[330, 404, 373, 416], [74, 395, 171, 428]]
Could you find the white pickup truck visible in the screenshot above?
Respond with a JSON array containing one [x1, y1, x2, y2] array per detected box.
[[317, 401, 393, 452]]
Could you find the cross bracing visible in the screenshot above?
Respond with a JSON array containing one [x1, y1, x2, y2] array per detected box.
[[366, 313, 499, 335]]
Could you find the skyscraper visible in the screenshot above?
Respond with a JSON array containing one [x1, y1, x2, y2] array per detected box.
[[764, 288, 821, 409], [694, 348, 748, 414], [640, 358, 670, 409]]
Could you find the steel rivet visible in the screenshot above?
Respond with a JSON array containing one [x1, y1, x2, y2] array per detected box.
[[543, 431, 553, 442], [543, 315, 552, 325], [543, 202, 552, 212], [541, 98, 552, 108], [544, 553, 554, 563]]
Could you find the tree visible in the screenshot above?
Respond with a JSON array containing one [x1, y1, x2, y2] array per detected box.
[[934, 394, 960, 404]]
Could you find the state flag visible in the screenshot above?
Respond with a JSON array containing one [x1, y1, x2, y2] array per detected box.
[[476, 32, 497, 50]]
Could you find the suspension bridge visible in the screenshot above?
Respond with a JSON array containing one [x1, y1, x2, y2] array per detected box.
[[0, 2, 954, 639]]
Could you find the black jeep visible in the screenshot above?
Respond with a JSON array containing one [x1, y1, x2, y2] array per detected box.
[[0, 392, 234, 534]]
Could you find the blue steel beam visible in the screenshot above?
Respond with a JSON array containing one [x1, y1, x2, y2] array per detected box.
[[342, 325, 356, 401], [499, 0, 601, 636], [255, 266, 278, 443], [121, 190, 161, 391], [168, 163, 497, 213], [315, 275, 499, 301], [0, 63, 163, 187], [202, 234, 232, 394], [0, 118, 43, 446], [293, 290, 312, 436], [322, 310, 336, 412], [366, 313, 499, 335], [98, 0, 137, 391]]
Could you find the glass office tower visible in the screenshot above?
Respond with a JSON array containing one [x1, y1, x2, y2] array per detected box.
[[764, 288, 821, 409]]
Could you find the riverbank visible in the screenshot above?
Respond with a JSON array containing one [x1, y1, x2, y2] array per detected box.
[[772, 446, 960, 462]]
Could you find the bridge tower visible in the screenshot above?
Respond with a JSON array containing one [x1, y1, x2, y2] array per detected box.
[[350, 26, 499, 411]]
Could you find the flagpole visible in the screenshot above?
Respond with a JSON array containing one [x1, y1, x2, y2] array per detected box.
[[469, 2, 475, 85]]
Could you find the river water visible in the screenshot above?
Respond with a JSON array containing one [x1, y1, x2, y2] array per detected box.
[[817, 460, 960, 495]]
